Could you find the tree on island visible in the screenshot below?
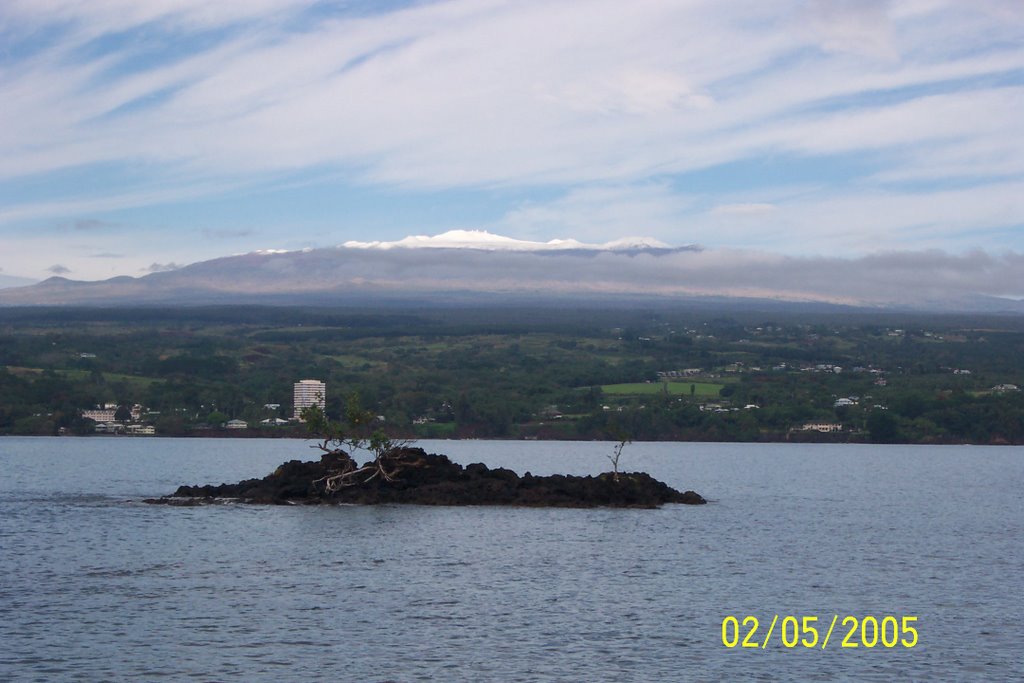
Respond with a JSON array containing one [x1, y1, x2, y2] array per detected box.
[[300, 395, 653, 497], [157, 393, 707, 507], [605, 421, 633, 483], [607, 436, 631, 482], [301, 393, 413, 492]]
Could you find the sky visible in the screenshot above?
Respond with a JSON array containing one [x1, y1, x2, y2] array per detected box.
[[1, 0, 1023, 285]]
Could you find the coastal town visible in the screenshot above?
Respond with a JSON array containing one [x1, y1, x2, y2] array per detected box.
[[76, 379, 329, 436], [2, 306, 1021, 444]]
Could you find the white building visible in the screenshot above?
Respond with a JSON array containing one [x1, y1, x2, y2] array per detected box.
[[82, 409, 117, 422], [293, 379, 326, 419], [800, 422, 843, 433], [126, 424, 156, 435]]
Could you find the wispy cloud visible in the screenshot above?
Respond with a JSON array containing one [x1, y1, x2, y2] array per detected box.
[[0, 179, 246, 225], [47, 264, 72, 275], [202, 228, 254, 239], [0, 0, 1022, 274], [695, 180, 1024, 253], [69, 218, 119, 231], [711, 204, 778, 217], [496, 184, 696, 244]]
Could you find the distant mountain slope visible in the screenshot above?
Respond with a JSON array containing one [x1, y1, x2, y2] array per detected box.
[[0, 273, 37, 290], [0, 234, 1021, 313], [0, 239, 707, 306]]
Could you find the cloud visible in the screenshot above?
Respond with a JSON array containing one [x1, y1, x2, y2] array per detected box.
[[484, 178, 1024, 254], [803, 0, 898, 61], [0, 0, 1021, 257], [71, 218, 118, 231], [695, 180, 1024, 253], [144, 262, 183, 273], [91, 252, 124, 258], [202, 228, 254, 239], [0, 180, 244, 225], [4, 1, 1021, 186], [710, 203, 778, 216], [47, 264, 72, 275], [263, 243, 1024, 307], [496, 184, 696, 244]]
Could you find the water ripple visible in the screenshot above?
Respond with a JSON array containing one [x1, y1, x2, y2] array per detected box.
[[1, 438, 1022, 681]]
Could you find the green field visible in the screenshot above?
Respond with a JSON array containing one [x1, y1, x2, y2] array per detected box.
[[601, 381, 723, 397]]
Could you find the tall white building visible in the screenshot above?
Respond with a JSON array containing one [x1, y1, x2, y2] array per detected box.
[[293, 379, 326, 419]]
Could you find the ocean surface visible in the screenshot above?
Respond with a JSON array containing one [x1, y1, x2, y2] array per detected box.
[[1, 437, 1021, 681]]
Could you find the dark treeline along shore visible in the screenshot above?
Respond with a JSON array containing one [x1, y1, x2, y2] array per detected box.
[[2, 303, 1023, 444]]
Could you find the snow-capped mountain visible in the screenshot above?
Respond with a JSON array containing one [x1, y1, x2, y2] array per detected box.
[[0, 230, 700, 306], [341, 229, 686, 253], [0, 230, 1020, 311]]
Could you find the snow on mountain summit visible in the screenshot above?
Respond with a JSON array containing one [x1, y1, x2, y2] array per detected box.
[[341, 230, 675, 252], [601, 236, 673, 250]]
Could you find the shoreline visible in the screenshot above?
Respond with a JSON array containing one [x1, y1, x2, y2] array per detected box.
[[5, 432, 1022, 446]]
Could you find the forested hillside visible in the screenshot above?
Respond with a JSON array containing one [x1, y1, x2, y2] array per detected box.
[[2, 305, 1022, 443]]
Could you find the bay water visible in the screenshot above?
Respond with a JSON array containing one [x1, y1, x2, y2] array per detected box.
[[1, 437, 1021, 681]]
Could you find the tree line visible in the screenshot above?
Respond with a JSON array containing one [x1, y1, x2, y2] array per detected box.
[[1, 306, 1022, 443]]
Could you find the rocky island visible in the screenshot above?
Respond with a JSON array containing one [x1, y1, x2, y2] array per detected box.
[[147, 446, 706, 508]]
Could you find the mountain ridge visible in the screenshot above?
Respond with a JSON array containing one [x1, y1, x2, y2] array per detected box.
[[1, 233, 1022, 313]]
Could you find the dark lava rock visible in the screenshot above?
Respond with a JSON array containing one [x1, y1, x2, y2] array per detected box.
[[147, 447, 707, 508]]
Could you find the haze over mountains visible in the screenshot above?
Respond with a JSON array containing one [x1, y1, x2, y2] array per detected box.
[[0, 273, 37, 290], [1, 230, 1022, 312]]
